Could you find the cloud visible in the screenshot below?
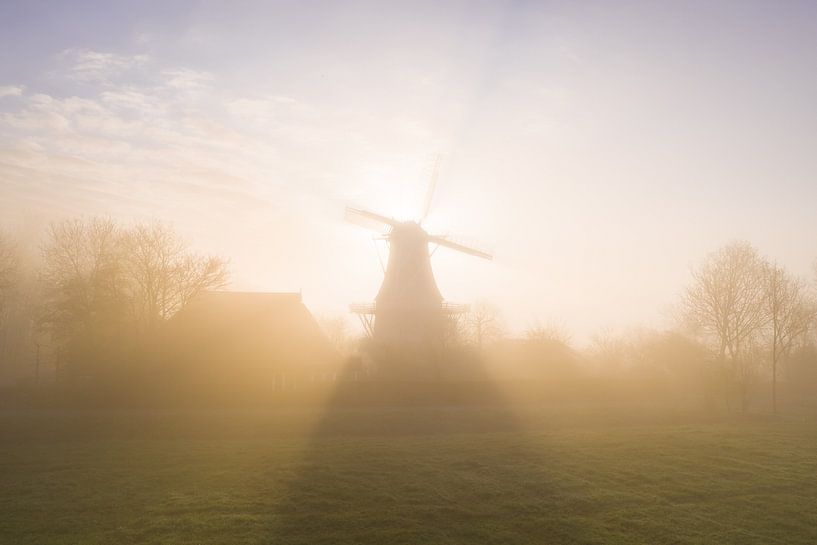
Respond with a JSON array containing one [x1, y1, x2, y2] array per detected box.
[[56, 48, 150, 84], [99, 89, 165, 115], [0, 86, 24, 99], [1, 68, 305, 222], [161, 68, 214, 93], [0, 47, 448, 242]]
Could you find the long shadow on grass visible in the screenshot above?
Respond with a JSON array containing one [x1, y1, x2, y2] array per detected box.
[[268, 369, 603, 545]]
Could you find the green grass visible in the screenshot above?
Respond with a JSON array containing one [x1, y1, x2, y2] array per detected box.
[[1, 406, 817, 544]]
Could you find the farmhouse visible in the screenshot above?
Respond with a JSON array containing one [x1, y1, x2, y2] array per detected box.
[[166, 291, 340, 395]]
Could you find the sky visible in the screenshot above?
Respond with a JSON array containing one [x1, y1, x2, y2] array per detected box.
[[2, 0, 817, 342]]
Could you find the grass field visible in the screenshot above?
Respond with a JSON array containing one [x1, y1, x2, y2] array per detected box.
[[2, 405, 817, 544]]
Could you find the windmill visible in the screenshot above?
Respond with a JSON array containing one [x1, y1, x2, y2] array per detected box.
[[347, 160, 492, 351]]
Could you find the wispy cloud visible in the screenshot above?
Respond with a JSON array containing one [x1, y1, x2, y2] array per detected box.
[[57, 48, 150, 84], [161, 68, 214, 93], [0, 85, 24, 99], [1, 48, 421, 225]]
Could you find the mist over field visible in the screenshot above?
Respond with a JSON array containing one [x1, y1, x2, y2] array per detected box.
[[3, 1, 817, 544]]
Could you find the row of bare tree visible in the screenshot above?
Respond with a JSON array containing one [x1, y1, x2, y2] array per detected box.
[[0, 218, 228, 385], [3, 221, 817, 412], [411, 242, 817, 410], [681, 241, 817, 412]]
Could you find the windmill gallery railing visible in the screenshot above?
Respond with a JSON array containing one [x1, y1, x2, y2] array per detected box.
[[350, 302, 470, 338]]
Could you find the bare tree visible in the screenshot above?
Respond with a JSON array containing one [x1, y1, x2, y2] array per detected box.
[[41, 217, 126, 327], [682, 241, 768, 410], [124, 223, 184, 330], [39, 218, 228, 379], [173, 254, 229, 312], [0, 232, 19, 332], [525, 320, 572, 346], [587, 328, 630, 373], [464, 301, 505, 348], [123, 222, 228, 332], [441, 312, 467, 348], [0, 233, 21, 369], [0, 227, 51, 385], [764, 264, 815, 413], [319, 314, 354, 356], [40, 218, 128, 375]]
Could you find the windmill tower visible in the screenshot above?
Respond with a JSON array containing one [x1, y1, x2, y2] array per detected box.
[[347, 163, 492, 354]]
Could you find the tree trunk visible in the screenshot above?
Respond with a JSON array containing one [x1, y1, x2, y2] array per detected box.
[[772, 354, 777, 415]]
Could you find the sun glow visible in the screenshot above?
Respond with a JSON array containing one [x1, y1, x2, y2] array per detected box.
[[354, 156, 441, 223]]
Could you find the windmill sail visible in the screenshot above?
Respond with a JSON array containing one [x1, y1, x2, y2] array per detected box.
[[345, 162, 492, 359], [420, 155, 441, 223], [427, 235, 492, 260], [345, 207, 399, 230]]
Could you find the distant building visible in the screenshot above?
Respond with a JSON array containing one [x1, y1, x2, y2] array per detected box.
[[165, 291, 340, 396]]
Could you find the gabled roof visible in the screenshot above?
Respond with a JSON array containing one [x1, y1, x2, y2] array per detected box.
[[167, 291, 337, 371], [179, 291, 305, 318]]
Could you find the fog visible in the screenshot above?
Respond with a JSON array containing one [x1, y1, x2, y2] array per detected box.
[[7, 4, 817, 545], [4, 1, 817, 341], [3, 1, 817, 406]]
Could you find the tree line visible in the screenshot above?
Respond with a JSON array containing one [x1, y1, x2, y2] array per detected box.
[[681, 241, 817, 412], [0, 218, 228, 385], [448, 241, 817, 412], [2, 221, 817, 412]]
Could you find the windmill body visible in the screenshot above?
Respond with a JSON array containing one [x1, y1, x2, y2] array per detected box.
[[374, 221, 444, 345], [347, 206, 491, 352]]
